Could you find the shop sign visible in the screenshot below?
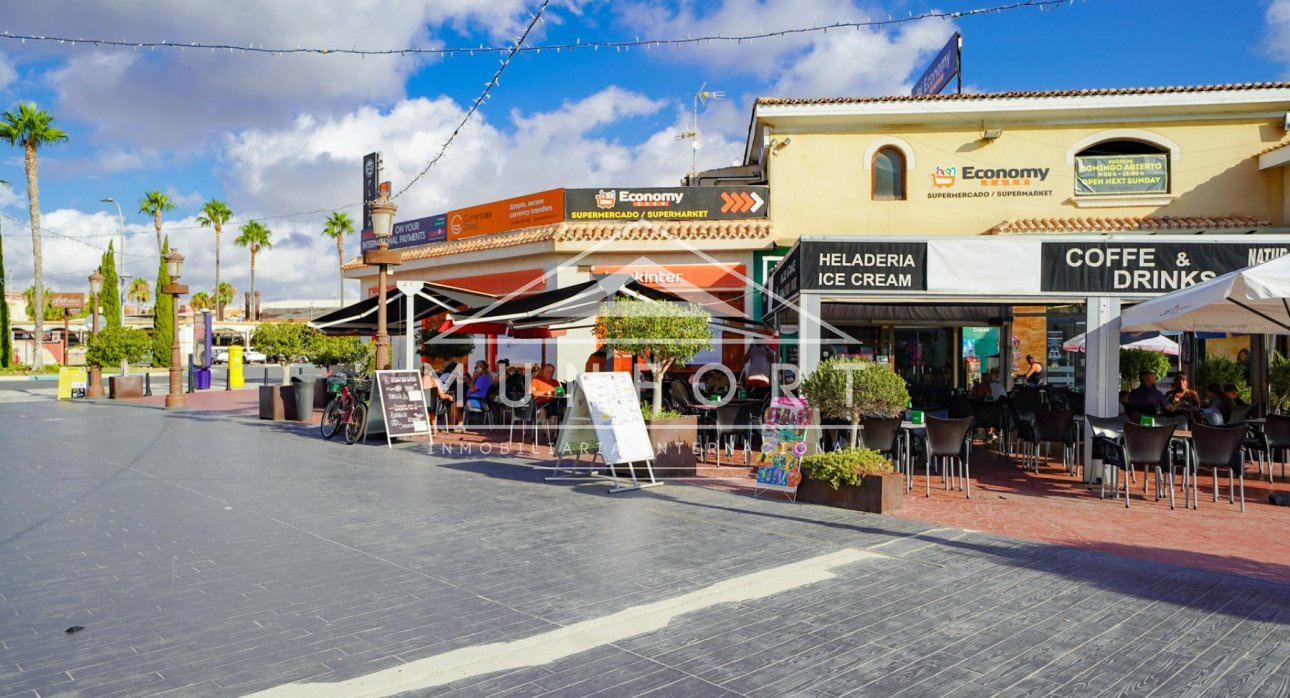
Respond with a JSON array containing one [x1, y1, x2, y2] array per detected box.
[[911, 32, 960, 97], [799, 241, 928, 292], [755, 397, 811, 494], [361, 214, 447, 251], [362, 152, 379, 233], [591, 263, 746, 289], [447, 189, 564, 241], [565, 186, 768, 221], [1041, 242, 1290, 294], [1075, 154, 1168, 196], [766, 246, 801, 314], [926, 164, 1054, 200], [50, 292, 85, 309]]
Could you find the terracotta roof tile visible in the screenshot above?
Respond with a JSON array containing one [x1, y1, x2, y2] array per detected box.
[[342, 220, 774, 270], [989, 215, 1270, 235], [756, 82, 1290, 107], [1257, 139, 1290, 157]]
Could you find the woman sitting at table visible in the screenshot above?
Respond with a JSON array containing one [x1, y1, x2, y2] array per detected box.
[[531, 363, 563, 422], [1164, 372, 1200, 412], [465, 360, 493, 412], [1199, 383, 1233, 425]]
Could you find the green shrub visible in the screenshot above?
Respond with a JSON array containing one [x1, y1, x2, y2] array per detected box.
[[1197, 356, 1251, 402], [800, 448, 894, 490], [307, 335, 369, 369], [85, 327, 151, 367], [1271, 353, 1290, 411], [641, 405, 682, 421], [800, 357, 909, 448], [597, 298, 714, 415], [417, 327, 475, 362], [1119, 349, 1172, 391]]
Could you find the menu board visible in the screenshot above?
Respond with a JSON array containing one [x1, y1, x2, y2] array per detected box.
[[755, 397, 811, 494], [575, 372, 654, 464], [374, 370, 431, 443]]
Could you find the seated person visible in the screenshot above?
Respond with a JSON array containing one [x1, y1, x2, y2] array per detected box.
[[741, 344, 773, 397], [1200, 382, 1232, 425], [1164, 372, 1200, 412], [531, 363, 562, 421], [1223, 383, 1248, 407], [465, 360, 493, 411], [421, 365, 457, 428], [988, 369, 1008, 399], [1118, 390, 1130, 416], [1126, 371, 1167, 414]]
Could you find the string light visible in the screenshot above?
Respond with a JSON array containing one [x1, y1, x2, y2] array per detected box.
[[0, 1, 1068, 60]]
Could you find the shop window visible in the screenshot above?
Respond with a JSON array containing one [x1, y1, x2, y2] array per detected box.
[[1074, 139, 1170, 197], [872, 147, 906, 200]]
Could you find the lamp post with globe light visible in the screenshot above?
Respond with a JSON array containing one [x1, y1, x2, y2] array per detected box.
[[162, 250, 189, 409], [363, 183, 400, 370], [86, 271, 104, 398]]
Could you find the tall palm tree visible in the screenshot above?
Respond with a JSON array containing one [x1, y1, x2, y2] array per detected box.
[[234, 220, 271, 320], [138, 190, 175, 256], [128, 277, 151, 313], [215, 281, 236, 315], [197, 198, 233, 320], [0, 103, 68, 370], [189, 291, 213, 312], [322, 211, 354, 306]]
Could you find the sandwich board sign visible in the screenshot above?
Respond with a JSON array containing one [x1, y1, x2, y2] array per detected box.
[[754, 397, 811, 500], [554, 371, 661, 493], [373, 370, 432, 447]]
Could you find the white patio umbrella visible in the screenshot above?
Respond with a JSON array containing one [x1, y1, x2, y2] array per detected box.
[[1120, 254, 1290, 333], [1062, 332, 1180, 355]]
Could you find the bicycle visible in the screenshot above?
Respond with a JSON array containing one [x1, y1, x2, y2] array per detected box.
[[321, 373, 372, 445]]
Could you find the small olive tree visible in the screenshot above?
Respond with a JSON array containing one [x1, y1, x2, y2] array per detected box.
[[85, 327, 151, 368], [800, 357, 910, 449], [251, 322, 317, 384], [596, 298, 713, 415], [306, 334, 369, 371]]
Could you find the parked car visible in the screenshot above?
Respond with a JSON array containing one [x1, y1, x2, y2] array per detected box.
[[213, 347, 268, 364]]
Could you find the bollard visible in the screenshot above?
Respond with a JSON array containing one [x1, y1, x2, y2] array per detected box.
[[226, 365, 232, 391], [144, 371, 153, 397]]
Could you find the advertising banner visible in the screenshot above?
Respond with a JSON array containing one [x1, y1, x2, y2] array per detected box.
[[755, 397, 811, 494], [911, 32, 960, 97], [1075, 154, 1168, 196], [362, 152, 379, 234], [1041, 242, 1290, 294], [565, 186, 768, 221], [590, 263, 746, 290], [361, 214, 447, 251], [447, 189, 564, 241], [766, 245, 801, 315], [796, 241, 928, 292]]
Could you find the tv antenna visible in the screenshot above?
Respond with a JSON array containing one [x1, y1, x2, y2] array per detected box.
[[677, 83, 724, 182]]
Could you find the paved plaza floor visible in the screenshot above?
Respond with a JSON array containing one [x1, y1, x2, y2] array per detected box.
[[1, 395, 1287, 697]]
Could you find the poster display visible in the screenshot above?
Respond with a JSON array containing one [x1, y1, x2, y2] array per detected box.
[[374, 370, 432, 447], [1075, 154, 1168, 196], [755, 397, 811, 496], [362, 214, 447, 251], [577, 372, 654, 464], [447, 189, 564, 240], [362, 152, 379, 234]]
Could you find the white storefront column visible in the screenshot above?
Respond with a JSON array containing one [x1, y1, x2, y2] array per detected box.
[[797, 292, 822, 379], [1083, 296, 1121, 484]]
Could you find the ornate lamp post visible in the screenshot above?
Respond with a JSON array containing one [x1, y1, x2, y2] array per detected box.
[[86, 271, 105, 398], [363, 183, 400, 370], [162, 250, 189, 409]]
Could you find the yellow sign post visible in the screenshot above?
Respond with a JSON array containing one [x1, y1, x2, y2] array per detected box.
[[57, 366, 88, 399], [229, 345, 245, 388]]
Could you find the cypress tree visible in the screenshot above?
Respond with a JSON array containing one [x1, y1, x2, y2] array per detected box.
[[99, 241, 120, 328], [153, 236, 172, 367], [0, 231, 11, 368]]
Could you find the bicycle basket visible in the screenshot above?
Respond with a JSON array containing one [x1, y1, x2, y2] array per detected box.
[[326, 376, 347, 394]]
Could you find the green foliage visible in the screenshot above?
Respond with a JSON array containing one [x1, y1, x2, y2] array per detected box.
[[0, 102, 69, 149], [0, 364, 60, 375], [22, 286, 66, 321], [306, 334, 369, 368], [197, 198, 232, 230], [190, 292, 213, 311], [99, 241, 121, 328], [214, 281, 236, 308], [85, 326, 151, 367], [800, 448, 895, 490], [251, 322, 317, 365], [0, 232, 10, 367], [1119, 349, 1172, 391], [641, 405, 683, 421], [153, 237, 173, 367], [137, 190, 175, 217], [127, 278, 151, 312], [801, 357, 909, 438], [418, 327, 475, 361], [1270, 353, 1290, 411], [1197, 356, 1251, 402], [235, 220, 272, 254], [323, 211, 354, 241], [596, 298, 713, 412]]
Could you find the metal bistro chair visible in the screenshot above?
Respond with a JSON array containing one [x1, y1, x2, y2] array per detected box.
[[970, 400, 1009, 455], [1106, 422, 1177, 509], [1010, 401, 1041, 472], [1190, 424, 1250, 512], [1248, 413, 1290, 482], [1034, 410, 1078, 477], [1086, 414, 1128, 487], [507, 395, 539, 445], [924, 416, 974, 499]]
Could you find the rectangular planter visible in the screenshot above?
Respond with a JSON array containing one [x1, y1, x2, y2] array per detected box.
[[108, 375, 144, 400], [797, 472, 903, 513], [646, 416, 698, 476], [258, 385, 297, 421]]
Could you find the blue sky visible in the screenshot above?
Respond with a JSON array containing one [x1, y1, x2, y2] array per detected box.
[[1, 0, 1287, 300]]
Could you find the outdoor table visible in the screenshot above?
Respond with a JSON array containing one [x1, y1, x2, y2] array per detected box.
[[898, 421, 927, 492], [1101, 424, 1197, 509]]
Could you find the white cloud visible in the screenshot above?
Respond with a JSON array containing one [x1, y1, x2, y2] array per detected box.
[[0, 181, 19, 210], [0, 51, 16, 91], [1267, 0, 1290, 72]]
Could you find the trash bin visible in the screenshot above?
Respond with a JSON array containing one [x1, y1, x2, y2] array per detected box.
[[291, 376, 315, 423], [195, 368, 212, 390]]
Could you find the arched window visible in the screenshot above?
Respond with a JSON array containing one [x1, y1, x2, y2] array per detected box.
[[872, 147, 906, 200], [1074, 139, 1170, 197]]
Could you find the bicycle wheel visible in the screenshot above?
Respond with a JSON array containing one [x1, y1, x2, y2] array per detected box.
[[321, 399, 344, 440], [344, 403, 368, 445]]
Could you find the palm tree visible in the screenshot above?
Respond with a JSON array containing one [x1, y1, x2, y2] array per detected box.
[[1, 103, 68, 370], [128, 277, 151, 313], [190, 291, 213, 312], [215, 281, 236, 315], [138, 190, 175, 256], [197, 198, 233, 320], [322, 211, 354, 306], [234, 221, 271, 320]]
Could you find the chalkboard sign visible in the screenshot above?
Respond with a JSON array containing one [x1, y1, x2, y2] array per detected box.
[[374, 370, 432, 447]]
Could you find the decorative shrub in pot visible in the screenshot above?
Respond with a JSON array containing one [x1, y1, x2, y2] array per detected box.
[[797, 448, 903, 513], [641, 407, 698, 475]]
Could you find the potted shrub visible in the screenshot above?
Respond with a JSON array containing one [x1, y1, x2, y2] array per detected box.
[[597, 299, 711, 474], [251, 322, 317, 419], [85, 327, 151, 399], [799, 357, 909, 449], [797, 448, 902, 513]]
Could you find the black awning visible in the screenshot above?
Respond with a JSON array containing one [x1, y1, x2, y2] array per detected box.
[[310, 282, 494, 335]]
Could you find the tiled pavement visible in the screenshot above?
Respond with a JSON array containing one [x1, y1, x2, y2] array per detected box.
[[1, 395, 1287, 696]]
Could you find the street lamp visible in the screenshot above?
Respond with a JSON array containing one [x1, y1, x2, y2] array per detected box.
[[86, 271, 105, 399], [99, 198, 126, 327], [161, 250, 189, 409], [363, 182, 401, 371]]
